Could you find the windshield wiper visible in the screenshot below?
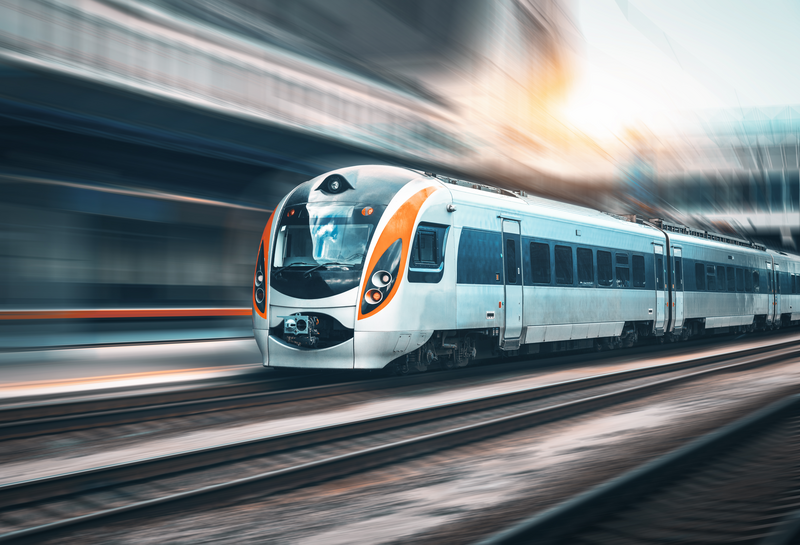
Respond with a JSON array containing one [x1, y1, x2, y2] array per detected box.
[[273, 262, 311, 276], [302, 253, 364, 278]]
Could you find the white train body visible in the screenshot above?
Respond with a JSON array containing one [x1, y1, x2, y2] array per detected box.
[[252, 165, 800, 370]]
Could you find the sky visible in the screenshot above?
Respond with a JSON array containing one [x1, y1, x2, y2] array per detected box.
[[559, 0, 800, 139]]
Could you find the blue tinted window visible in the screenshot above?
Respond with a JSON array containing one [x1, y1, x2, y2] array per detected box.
[[456, 228, 502, 284], [530, 242, 550, 284]]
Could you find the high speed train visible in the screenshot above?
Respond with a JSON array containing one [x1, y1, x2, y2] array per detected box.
[[252, 165, 800, 372]]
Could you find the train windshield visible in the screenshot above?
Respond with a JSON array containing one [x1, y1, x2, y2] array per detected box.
[[273, 204, 375, 270]]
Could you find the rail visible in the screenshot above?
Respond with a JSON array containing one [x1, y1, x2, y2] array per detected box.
[[1, 338, 798, 542]]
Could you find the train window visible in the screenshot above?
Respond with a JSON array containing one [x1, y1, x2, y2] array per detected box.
[[753, 270, 760, 292], [707, 266, 717, 291], [456, 228, 502, 285], [674, 258, 683, 289], [717, 265, 727, 291], [735, 268, 744, 292], [577, 248, 593, 286], [745, 268, 753, 292], [505, 239, 518, 284], [410, 223, 449, 283], [726, 266, 735, 292], [633, 255, 646, 287], [656, 256, 664, 289], [413, 230, 437, 265], [530, 242, 551, 284], [695, 263, 705, 290], [598, 250, 613, 286], [615, 253, 630, 288], [793, 274, 797, 294], [767, 266, 772, 291], [555, 245, 573, 285]]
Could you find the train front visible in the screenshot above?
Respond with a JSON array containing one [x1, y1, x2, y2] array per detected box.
[[252, 165, 444, 370]]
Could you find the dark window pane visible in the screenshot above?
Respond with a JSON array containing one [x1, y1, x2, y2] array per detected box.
[[767, 266, 772, 290], [555, 245, 573, 285], [753, 270, 760, 292], [598, 250, 613, 286], [577, 248, 593, 285], [414, 231, 437, 264], [675, 258, 682, 288], [736, 268, 744, 291], [726, 266, 736, 291], [707, 265, 717, 291], [456, 228, 502, 284], [717, 265, 727, 291], [505, 239, 517, 284], [695, 263, 705, 290], [530, 242, 550, 284], [616, 254, 629, 265], [633, 255, 645, 287], [656, 256, 664, 288], [616, 266, 630, 288], [745, 268, 753, 292]]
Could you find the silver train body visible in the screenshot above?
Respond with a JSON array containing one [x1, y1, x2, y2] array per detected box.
[[252, 165, 800, 371]]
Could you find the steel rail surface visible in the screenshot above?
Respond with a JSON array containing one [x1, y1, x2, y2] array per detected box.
[[0, 342, 798, 542], [476, 392, 800, 545], [2, 335, 798, 440]]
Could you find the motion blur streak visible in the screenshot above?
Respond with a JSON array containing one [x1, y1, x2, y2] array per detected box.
[[0, 308, 251, 320]]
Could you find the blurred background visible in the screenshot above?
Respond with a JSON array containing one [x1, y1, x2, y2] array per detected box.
[[0, 0, 798, 348]]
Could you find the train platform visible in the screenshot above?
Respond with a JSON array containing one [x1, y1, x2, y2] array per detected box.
[[0, 338, 263, 402]]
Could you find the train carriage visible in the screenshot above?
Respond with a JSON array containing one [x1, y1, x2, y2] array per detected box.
[[252, 165, 800, 372]]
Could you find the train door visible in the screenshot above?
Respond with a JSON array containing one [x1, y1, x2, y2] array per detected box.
[[672, 247, 684, 330], [775, 262, 782, 322], [501, 220, 522, 349], [653, 244, 666, 333], [767, 261, 774, 325]]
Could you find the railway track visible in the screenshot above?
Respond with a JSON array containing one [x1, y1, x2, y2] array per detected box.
[[479, 393, 800, 545], [2, 333, 798, 441], [1, 339, 799, 542]]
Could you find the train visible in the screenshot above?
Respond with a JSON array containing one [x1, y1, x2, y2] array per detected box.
[[252, 165, 800, 372]]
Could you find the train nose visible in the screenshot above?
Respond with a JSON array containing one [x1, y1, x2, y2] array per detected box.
[[263, 309, 356, 369]]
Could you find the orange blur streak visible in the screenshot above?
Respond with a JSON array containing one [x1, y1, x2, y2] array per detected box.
[[0, 309, 251, 320], [358, 186, 439, 320], [254, 209, 275, 319]]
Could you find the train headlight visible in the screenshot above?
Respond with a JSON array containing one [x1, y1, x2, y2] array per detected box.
[[365, 289, 383, 304], [317, 174, 353, 195], [255, 288, 265, 304], [360, 239, 402, 316], [371, 271, 392, 288]]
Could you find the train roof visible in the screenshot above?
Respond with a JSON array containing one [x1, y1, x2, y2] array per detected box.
[[426, 171, 800, 261], [432, 173, 660, 238]]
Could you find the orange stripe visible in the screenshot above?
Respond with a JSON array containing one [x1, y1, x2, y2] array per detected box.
[[254, 209, 275, 319], [358, 185, 439, 320], [0, 309, 251, 320]]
